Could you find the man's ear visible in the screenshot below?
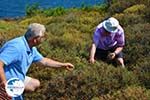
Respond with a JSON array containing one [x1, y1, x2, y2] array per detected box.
[[32, 36, 39, 43], [33, 37, 39, 43], [33, 38, 37, 43]]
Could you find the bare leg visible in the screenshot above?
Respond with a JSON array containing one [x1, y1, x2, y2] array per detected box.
[[116, 58, 125, 68], [24, 76, 40, 92]]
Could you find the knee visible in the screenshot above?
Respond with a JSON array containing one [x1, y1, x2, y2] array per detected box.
[[35, 79, 40, 87], [31, 79, 40, 92], [116, 58, 124, 65], [25, 79, 40, 92]]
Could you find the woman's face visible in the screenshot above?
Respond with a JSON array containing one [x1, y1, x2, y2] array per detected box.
[[103, 28, 111, 36]]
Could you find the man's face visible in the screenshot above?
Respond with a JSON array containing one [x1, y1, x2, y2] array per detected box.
[[33, 35, 46, 46]]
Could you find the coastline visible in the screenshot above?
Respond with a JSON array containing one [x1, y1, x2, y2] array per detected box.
[[0, 0, 105, 19]]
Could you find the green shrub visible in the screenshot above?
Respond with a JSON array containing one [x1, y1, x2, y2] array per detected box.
[[81, 4, 108, 13], [108, 0, 149, 15], [26, 4, 67, 17], [43, 7, 67, 17], [143, 6, 150, 22], [124, 23, 150, 66], [26, 3, 42, 17], [124, 4, 146, 14], [29, 62, 140, 100], [133, 57, 150, 89], [99, 86, 150, 100]]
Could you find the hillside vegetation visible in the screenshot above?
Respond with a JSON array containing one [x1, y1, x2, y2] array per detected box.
[[0, 0, 150, 100]]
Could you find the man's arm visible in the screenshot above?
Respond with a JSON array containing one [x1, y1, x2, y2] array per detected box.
[[0, 60, 7, 85], [0, 60, 12, 99], [38, 58, 74, 71]]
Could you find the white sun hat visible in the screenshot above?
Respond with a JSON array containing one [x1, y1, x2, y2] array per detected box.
[[102, 17, 119, 33]]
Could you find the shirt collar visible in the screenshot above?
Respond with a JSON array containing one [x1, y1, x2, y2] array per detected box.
[[22, 36, 32, 54]]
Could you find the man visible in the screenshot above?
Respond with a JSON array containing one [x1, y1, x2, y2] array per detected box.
[[0, 23, 74, 100], [89, 17, 125, 68]]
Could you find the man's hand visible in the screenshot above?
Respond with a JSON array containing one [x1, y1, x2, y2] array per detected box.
[[63, 63, 74, 71], [107, 52, 116, 60], [89, 58, 95, 64]]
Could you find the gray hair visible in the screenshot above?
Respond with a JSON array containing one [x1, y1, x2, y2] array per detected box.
[[25, 23, 46, 39]]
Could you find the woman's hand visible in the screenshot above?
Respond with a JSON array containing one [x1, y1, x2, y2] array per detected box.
[[89, 58, 95, 64], [107, 52, 116, 60]]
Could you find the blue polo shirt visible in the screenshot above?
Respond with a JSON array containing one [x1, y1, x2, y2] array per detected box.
[[0, 36, 43, 81]]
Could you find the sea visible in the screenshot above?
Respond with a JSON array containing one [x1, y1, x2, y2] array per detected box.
[[0, 0, 105, 18]]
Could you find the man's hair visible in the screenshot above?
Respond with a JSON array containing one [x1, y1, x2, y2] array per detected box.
[[25, 23, 46, 40]]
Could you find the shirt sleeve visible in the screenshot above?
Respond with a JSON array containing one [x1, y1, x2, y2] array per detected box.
[[0, 45, 19, 65], [116, 31, 125, 47], [93, 28, 101, 47], [32, 47, 44, 63]]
